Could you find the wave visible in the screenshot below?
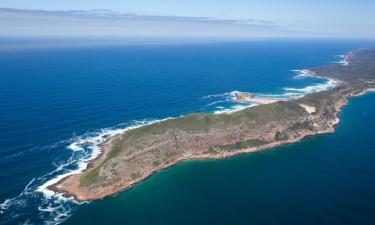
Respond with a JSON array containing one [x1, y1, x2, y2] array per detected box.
[[257, 79, 338, 101], [291, 69, 314, 79], [201, 91, 259, 114], [205, 100, 226, 107], [0, 66, 342, 225], [37, 118, 173, 198], [0, 118, 173, 225], [282, 79, 339, 96], [331, 54, 349, 66], [3, 139, 71, 160], [213, 103, 258, 114], [202, 91, 239, 103], [204, 72, 340, 113]]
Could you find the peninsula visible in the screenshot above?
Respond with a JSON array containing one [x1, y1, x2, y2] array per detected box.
[[51, 48, 375, 202]]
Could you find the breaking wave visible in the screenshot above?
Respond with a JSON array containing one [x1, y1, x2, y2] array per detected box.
[[282, 79, 340, 97], [0, 118, 172, 225], [213, 103, 258, 114], [291, 69, 314, 79], [201, 91, 257, 114], [331, 54, 350, 66], [0, 66, 341, 225], [203, 71, 339, 114]]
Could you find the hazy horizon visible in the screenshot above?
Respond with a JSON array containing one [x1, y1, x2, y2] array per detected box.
[[1, 0, 375, 41], [1, 1, 374, 49]]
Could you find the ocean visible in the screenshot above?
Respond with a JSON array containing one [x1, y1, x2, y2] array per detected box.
[[0, 40, 374, 225]]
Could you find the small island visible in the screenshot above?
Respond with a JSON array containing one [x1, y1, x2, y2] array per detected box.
[[51, 48, 375, 202]]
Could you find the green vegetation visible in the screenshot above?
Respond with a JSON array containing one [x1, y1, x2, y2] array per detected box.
[[80, 168, 100, 187], [312, 49, 375, 82], [78, 99, 314, 186], [275, 131, 288, 141], [296, 91, 336, 109], [79, 137, 123, 186], [105, 137, 123, 162], [62, 48, 375, 200], [131, 172, 142, 180], [78, 90, 344, 187], [152, 160, 161, 166]]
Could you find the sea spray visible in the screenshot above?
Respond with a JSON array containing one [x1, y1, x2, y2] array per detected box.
[[203, 71, 339, 114], [0, 118, 173, 225], [37, 118, 174, 198], [332, 54, 350, 66], [2, 71, 337, 223], [0, 45, 360, 225]]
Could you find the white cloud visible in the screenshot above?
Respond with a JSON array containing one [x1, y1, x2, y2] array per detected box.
[[0, 8, 302, 38]]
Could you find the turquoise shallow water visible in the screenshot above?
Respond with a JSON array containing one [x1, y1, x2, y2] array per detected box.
[[0, 40, 375, 225]]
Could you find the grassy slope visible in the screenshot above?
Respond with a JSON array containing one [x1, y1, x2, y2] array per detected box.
[[79, 92, 337, 187]]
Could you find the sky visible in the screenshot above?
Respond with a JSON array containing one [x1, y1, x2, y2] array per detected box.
[[0, 0, 374, 39]]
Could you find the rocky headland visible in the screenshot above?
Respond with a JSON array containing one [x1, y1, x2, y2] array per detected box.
[[51, 48, 375, 202]]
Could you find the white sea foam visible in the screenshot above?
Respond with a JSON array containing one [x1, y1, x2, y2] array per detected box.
[[202, 90, 258, 114], [283, 79, 339, 95], [204, 77, 339, 114], [0, 178, 39, 220], [202, 90, 239, 103], [1, 60, 345, 224], [205, 100, 226, 106], [37, 118, 173, 199], [255, 92, 300, 100], [332, 54, 349, 66], [0, 198, 12, 214], [214, 103, 258, 114], [290, 69, 315, 79], [34, 118, 174, 223], [0, 118, 174, 225], [208, 72, 340, 112], [202, 92, 232, 99]]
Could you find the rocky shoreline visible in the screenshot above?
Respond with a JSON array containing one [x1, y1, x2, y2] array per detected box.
[[50, 48, 375, 202], [53, 96, 349, 202]]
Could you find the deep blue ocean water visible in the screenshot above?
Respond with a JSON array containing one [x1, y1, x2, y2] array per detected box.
[[0, 40, 375, 225]]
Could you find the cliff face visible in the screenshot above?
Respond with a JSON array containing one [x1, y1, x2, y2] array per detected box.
[[52, 48, 375, 202]]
